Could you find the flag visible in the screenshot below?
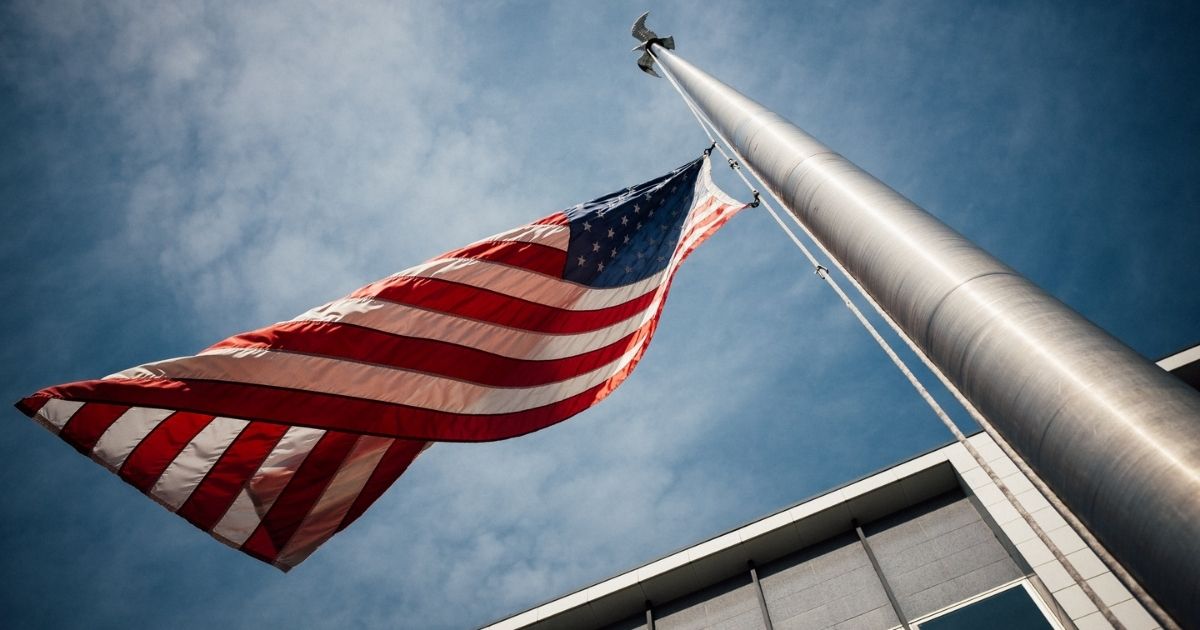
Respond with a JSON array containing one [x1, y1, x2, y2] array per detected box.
[[15, 154, 746, 570]]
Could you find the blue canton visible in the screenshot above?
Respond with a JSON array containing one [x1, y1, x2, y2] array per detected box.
[[562, 157, 703, 287]]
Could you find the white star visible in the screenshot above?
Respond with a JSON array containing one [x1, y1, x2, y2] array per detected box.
[[648, 210, 654, 218], [636, 222, 643, 229], [621, 216, 629, 226], [623, 235, 630, 244], [583, 221, 591, 232], [597, 262, 605, 272], [658, 198, 665, 206], [657, 255, 666, 263], [671, 185, 677, 192], [624, 265, 633, 273], [637, 251, 645, 259], [610, 248, 618, 258], [633, 204, 641, 214], [577, 256, 586, 266], [592, 242, 601, 252], [607, 228, 615, 238], [660, 223, 668, 231]]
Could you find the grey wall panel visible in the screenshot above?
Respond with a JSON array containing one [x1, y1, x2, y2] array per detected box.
[[655, 572, 766, 630], [708, 609, 769, 630], [830, 605, 902, 630], [759, 533, 899, 630], [864, 490, 1021, 619], [592, 491, 1024, 630]]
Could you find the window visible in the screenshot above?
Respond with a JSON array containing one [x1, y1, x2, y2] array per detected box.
[[914, 581, 1059, 630]]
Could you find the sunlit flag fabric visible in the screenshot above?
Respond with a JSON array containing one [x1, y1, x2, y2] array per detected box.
[[15, 154, 745, 570]]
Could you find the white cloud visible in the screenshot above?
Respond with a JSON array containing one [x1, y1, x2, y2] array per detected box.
[[14, 1, 1187, 628], [2, 3, 801, 626]]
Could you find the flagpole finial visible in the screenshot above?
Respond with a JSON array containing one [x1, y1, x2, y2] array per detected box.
[[631, 12, 674, 78]]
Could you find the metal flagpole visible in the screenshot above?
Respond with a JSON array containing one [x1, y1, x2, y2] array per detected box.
[[633, 15, 1200, 628], [657, 53, 1130, 628]]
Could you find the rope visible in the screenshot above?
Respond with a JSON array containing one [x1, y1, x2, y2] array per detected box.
[[651, 49, 1137, 630]]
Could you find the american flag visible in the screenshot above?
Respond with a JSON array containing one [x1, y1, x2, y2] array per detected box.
[[15, 154, 745, 570]]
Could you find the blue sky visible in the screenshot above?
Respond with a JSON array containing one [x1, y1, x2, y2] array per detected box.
[[1, 1, 1197, 628]]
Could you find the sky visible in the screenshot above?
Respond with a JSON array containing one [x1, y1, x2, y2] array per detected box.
[[1, 1, 1197, 628]]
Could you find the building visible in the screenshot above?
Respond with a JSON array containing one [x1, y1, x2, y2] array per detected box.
[[482, 344, 1199, 630]]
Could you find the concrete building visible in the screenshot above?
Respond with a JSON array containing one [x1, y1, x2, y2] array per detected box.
[[482, 345, 1199, 630]]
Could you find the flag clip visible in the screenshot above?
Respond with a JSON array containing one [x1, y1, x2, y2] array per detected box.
[[749, 191, 761, 207], [704, 142, 715, 156], [815, 264, 829, 278], [727, 157, 740, 170]]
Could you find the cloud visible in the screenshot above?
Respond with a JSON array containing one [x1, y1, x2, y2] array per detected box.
[[3, 1, 1196, 628], [1, 3, 805, 627]]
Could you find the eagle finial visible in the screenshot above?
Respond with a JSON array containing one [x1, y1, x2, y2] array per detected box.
[[630, 12, 675, 78]]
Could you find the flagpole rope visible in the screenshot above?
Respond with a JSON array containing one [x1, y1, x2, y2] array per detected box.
[[651, 51, 1137, 630]]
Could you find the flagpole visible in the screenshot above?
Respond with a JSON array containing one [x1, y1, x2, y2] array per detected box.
[[637, 20, 1200, 628]]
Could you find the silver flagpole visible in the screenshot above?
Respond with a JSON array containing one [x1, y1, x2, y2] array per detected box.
[[635, 17, 1200, 627]]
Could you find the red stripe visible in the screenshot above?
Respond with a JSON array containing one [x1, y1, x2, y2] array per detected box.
[[350, 275, 657, 334], [207, 318, 651, 388], [533, 212, 569, 226], [335, 439, 427, 533], [31, 274, 676, 443], [436, 240, 566, 277], [59, 402, 130, 454], [240, 528, 280, 567], [240, 432, 360, 562], [176, 421, 290, 531], [359, 203, 730, 338], [672, 202, 737, 269], [15, 396, 49, 417], [119, 412, 213, 492], [341, 207, 747, 336], [23, 202, 745, 445], [11, 190, 742, 572], [33, 376, 597, 441]]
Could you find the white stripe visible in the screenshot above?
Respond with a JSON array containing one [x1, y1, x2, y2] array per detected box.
[[275, 435, 393, 568], [105, 203, 739, 415], [283, 201, 732, 363], [378, 197, 722, 312], [33, 399, 85, 434], [388, 256, 667, 311], [468, 176, 732, 254], [696, 156, 742, 207], [210, 426, 326, 546], [111, 339, 647, 414], [150, 417, 248, 510], [476, 222, 569, 251], [91, 407, 174, 470], [293, 296, 651, 361]]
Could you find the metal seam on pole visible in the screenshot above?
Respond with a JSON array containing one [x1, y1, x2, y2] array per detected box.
[[650, 46, 1133, 630]]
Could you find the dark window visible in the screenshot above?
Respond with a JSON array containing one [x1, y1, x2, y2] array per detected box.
[[916, 584, 1053, 630]]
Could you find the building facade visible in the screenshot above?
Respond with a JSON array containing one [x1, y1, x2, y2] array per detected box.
[[483, 345, 1199, 630]]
